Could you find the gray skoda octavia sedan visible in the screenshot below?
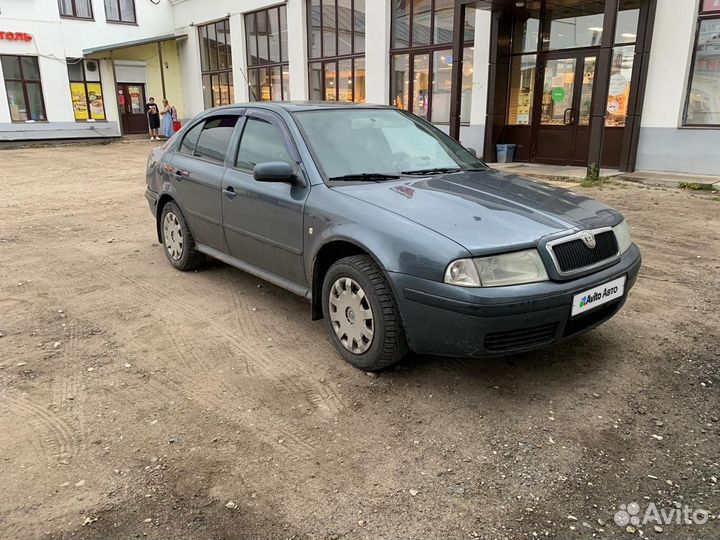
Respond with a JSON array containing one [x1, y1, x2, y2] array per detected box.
[[145, 103, 641, 371]]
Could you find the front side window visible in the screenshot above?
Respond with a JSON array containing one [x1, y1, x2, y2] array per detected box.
[[104, 0, 136, 23], [245, 5, 289, 101], [194, 116, 239, 163], [67, 59, 106, 121], [390, 0, 474, 123], [293, 108, 485, 179], [684, 13, 720, 126], [308, 0, 366, 102], [58, 0, 93, 19], [236, 117, 293, 170], [199, 19, 234, 108], [1, 55, 46, 122]]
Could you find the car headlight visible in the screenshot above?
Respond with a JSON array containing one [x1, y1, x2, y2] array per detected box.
[[613, 219, 633, 254], [444, 249, 549, 288], [444, 258, 482, 287]]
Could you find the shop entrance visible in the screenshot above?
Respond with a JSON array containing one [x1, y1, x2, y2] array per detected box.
[[116, 83, 147, 134], [532, 52, 597, 165]]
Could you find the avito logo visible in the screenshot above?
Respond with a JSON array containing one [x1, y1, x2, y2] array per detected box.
[[579, 284, 620, 309]]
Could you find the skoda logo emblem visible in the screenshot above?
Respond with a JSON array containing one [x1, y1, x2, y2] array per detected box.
[[580, 231, 596, 249]]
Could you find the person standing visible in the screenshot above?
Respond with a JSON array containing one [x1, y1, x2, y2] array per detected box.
[[160, 99, 175, 139], [145, 97, 160, 141]]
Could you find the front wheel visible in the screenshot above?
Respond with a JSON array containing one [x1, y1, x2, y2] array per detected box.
[[322, 255, 408, 371]]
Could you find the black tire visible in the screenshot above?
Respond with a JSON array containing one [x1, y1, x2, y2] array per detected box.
[[159, 202, 204, 271], [322, 255, 408, 371]]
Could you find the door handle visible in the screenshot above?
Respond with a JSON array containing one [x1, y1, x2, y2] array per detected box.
[[223, 186, 236, 200], [563, 108, 574, 125], [175, 169, 190, 181]]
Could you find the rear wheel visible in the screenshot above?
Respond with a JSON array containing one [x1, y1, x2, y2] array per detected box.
[[160, 202, 204, 271], [322, 255, 408, 371]]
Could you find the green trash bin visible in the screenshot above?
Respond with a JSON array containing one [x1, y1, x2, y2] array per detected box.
[[496, 144, 517, 163]]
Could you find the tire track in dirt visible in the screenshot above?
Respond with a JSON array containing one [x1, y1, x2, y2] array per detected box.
[[104, 261, 349, 416], [155, 319, 322, 461], [0, 394, 78, 460]]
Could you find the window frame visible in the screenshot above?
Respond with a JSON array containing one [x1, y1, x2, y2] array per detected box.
[[58, 0, 94, 20], [245, 4, 290, 101], [307, 0, 366, 102], [198, 19, 235, 108], [1, 55, 47, 123], [389, 0, 474, 124], [67, 59, 106, 122], [104, 0, 137, 25], [233, 109, 301, 172], [683, 6, 720, 128]]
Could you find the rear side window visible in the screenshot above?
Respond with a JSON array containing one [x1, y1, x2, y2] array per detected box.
[[236, 117, 293, 170], [194, 116, 239, 164], [179, 122, 204, 156]]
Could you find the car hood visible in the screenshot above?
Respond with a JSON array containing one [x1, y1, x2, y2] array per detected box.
[[331, 169, 622, 256]]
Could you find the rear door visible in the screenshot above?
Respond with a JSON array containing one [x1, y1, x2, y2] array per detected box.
[[221, 109, 309, 287], [170, 114, 240, 253]]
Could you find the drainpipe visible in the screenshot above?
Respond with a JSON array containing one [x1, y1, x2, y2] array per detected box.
[[158, 41, 167, 99]]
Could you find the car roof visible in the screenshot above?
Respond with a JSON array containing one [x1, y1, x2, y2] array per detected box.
[[209, 101, 396, 113]]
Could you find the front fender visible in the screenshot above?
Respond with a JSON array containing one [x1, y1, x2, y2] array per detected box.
[[304, 186, 470, 283]]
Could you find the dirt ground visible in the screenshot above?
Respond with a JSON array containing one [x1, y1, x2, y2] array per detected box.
[[0, 140, 718, 539]]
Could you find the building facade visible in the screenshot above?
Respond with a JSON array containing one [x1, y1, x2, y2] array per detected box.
[[0, 0, 718, 175]]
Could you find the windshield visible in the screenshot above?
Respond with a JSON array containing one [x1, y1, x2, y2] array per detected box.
[[292, 108, 487, 180]]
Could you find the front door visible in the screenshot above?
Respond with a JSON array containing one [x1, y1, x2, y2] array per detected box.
[[222, 110, 308, 287], [117, 83, 147, 134], [532, 53, 597, 166]]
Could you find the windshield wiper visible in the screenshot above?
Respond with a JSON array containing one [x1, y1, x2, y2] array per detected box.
[[329, 173, 400, 181], [401, 167, 463, 176]]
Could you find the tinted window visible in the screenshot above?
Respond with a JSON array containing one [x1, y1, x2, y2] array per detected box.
[[179, 122, 204, 155], [194, 116, 239, 163], [236, 117, 293, 170]]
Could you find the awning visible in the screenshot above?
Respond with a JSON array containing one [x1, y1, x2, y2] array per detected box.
[[83, 33, 186, 55]]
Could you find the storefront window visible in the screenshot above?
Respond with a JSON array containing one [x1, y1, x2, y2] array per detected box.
[[544, 1, 605, 50], [390, 0, 475, 123], [511, 4, 540, 54], [67, 59, 106, 121], [606, 46, 634, 127], [246, 5, 289, 101], [684, 16, 720, 126], [615, 0, 641, 44], [307, 0, 366, 102], [58, 0, 93, 19], [1, 55, 46, 122], [199, 19, 234, 108], [508, 54, 536, 125]]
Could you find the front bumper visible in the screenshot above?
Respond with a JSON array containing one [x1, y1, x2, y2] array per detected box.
[[389, 244, 642, 357]]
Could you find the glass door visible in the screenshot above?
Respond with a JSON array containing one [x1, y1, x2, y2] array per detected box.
[[532, 52, 597, 165], [117, 83, 147, 134]]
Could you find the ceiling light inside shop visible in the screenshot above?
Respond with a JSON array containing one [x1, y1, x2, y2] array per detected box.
[[588, 27, 604, 32], [622, 33, 637, 39]]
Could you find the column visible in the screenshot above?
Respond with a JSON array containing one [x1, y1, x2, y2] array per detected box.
[[365, 0, 391, 105], [230, 14, 249, 103], [286, 0, 309, 100]]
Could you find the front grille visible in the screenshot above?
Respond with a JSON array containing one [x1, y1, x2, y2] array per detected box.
[[484, 322, 558, 353], [551, 231, 618, 273]]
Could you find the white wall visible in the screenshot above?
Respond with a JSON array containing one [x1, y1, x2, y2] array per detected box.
[[636, 0, 720, 175]]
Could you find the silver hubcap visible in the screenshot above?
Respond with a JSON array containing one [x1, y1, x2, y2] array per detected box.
[[163, 211, 184, 261], [329, 277, 374, 354]]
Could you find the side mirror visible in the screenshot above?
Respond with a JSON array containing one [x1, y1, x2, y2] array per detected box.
[[466, 147, 477, 157], [253, 162, 296, 183]]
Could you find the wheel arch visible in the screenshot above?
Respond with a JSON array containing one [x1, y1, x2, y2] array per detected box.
[[155, 194, 176, 243], [310, 239, 389, 321]]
